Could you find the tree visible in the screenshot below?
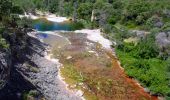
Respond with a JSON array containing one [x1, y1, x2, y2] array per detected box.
[[48, 0, 59, 13], [93, 1, 113, 27], [122, 0, 152, 25], [0, 0, 21, 27], [77, 3, 93, 20]]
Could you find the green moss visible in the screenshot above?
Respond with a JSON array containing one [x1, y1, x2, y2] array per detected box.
[[60, 62, 101, 100], [60, 63, 85, 85], [80, 51, 92, 58]]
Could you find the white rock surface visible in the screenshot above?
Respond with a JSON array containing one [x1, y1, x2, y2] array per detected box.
[[74, 29, 113, 49], [19, 13, 68, 22], [46, 14, 68, 23]]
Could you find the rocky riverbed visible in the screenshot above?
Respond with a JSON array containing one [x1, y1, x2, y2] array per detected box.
[[27, 31, 84, 100], [0, 14, 159, 100]]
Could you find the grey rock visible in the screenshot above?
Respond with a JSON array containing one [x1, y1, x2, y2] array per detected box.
[[156, 32, 170, 56], [0, 29, 82, 100], [154, 21, 164, 28], [163, 9, 170, 18], [131, 30, 150, 39], [156, 32, 170, 48], [0, 49, 11, 90]]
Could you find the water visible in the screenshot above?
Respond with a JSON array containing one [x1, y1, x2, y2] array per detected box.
[[33, 18, 72, 31]]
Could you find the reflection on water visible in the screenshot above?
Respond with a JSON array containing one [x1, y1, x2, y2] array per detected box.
[[33, 18, 72, 31]]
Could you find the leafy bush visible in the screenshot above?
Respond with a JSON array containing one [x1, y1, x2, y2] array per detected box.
[[146, 15, 162, 29], [162, 22, 170, 32], [78, 19, 93, 29], [17, 17, 33, 28], [115, 27, 169, 96], [70, 21, 84, 31], [77, 3, 93, 20], [0, 35, 9, 49], [114, 27, 132, 41], [132, 42, 159, 59], [116, 49, 170, 96], [23, 90, 40, 100]]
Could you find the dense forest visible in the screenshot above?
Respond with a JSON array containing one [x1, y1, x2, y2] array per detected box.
[[1, 0, 170, 99]]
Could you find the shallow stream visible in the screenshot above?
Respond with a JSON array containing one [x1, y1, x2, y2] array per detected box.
[[33, 17, 158, 100]]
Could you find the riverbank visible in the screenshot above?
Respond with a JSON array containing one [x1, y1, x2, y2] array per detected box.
[[28, 30, 85, 100]]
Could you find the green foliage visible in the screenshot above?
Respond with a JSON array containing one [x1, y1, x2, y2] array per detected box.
[[162, 22, 170, 32], [69, 21, 84, 31], [114, 25, 169, 96], [77, 3, 93, 20], [13, 0, 36, 12], [23, 90, 39, 100], [0, 0, 13, 26], [123, 1, 151, 24], [48, 0, 59, 13], [17, 17, 33, 28], [63, 2, 74, 16], [102, 24, 114, 34], [116, 49, 170, 96], [93, 2, 113, 27], [116, 31, 159, 59], [0, 0, 23, 28], [10, 0, 170, 31], [114, 27, 132, 41], [0, 0, 13, 16], [78, 19, 93, 29], [112, 0, 124, 9], [0, 35, 9, 49], [146, 15, 163, 29], [61, 63, 85, 84], [132, 37, 159, 59]]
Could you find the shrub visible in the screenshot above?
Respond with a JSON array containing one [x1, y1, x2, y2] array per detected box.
[[77, 3, 93, 20], [23, 90, 39, 100], [17, 17, 33, 28], [132, 34, 159, 59], [162, 22, 170, 32], [146, 15, 162, 29], [0, 35, 9, 49], [114, 27, 132, 41], [116, 48, 170, 96], [70, 21, 84, 31]]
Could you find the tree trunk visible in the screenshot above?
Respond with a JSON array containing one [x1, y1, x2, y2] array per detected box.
[[73, 1, 78, 22], [91, 10, 95, 22]]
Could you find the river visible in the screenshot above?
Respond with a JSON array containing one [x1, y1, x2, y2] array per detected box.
[[31, 15, 158, 100]]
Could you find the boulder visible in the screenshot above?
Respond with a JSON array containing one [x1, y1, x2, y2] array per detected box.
[[156, 32, 170, 57]]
